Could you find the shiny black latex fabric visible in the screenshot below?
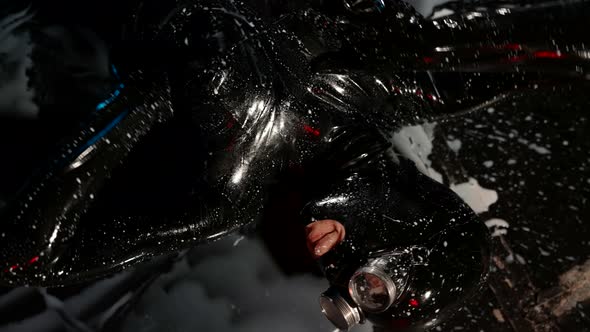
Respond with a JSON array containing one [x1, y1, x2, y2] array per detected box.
[[0, 0, 589, 328]]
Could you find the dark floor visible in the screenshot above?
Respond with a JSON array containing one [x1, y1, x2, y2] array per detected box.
[[431, 89, 590, 332]]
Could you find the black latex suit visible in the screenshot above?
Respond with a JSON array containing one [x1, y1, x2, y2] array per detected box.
[[0, 0, 589, 329]]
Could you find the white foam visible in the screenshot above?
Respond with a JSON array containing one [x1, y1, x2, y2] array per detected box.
[[121, 237, 372, 332], [0, 9, 38, 117]]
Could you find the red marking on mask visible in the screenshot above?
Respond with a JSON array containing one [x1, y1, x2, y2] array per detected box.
[[503, 43, 522, 51], [409, 298, 420, 307], [534, 50, 565, 59], [303, 125, 320, 137], [2, 256, 40, 274]]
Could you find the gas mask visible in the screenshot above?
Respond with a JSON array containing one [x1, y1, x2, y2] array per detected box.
[[303, 157, 491, 331], [318, 249, 416, 330]]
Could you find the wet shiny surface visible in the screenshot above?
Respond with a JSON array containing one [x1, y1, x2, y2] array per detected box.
[[0, 0, 589, 330]]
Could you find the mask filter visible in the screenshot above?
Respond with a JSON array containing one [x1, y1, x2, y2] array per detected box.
[[318, 250, 412, 330], [319, 287, 363, 330]]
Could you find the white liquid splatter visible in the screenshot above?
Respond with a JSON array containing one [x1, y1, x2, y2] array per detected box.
[[394, 123, 508, 236], [529, 143, 551, 155], [450, 178, 498, 214], [446, 139, 462, 154], [485, 218, 509, 237], [430, 8, 455, 19], [392, 123, 443, 183]]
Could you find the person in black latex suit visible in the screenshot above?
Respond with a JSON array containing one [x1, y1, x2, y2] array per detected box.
[[1, 0, 589, 329]]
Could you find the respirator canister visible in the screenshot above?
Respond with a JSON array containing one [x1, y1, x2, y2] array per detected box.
[[319, 250, 412, 330]]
